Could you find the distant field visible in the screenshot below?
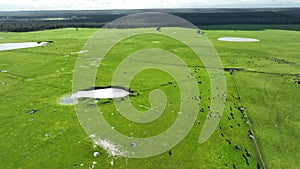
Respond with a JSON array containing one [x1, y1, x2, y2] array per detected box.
[[0, 8, 299, 32], [0, 25, 299, 169]]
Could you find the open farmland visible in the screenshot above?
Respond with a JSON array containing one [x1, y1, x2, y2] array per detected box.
[[0, 25, 299, 169]]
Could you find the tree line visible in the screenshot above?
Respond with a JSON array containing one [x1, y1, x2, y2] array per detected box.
[[0, 8, 299, 32]]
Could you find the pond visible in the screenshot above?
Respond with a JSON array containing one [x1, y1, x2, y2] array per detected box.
[[71, 87, 131, 99], [0, 42, 48, 51], [217, 37, 259, 42], [59, 87, 131, 105]]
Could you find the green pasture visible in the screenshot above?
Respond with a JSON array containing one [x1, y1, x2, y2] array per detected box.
[[0, 26, 299, 169]]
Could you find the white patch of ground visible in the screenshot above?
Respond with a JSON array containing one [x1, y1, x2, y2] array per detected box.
[[70, 50, 89, 55], [138, 104, 150, 109], [0, 42, 48, 51], [91, 136, 126, 157], [217, 37, 259, 42], [71, 88, 130, 99]]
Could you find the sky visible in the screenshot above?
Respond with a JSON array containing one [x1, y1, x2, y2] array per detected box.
[[0, 0, 299, 11]]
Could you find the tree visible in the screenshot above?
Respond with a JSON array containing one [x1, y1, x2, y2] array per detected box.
[[156, 26, 161, 32], [197, 29, 205, 36]]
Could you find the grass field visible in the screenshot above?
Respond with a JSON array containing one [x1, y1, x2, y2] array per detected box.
[[0, 25, 299, 169]]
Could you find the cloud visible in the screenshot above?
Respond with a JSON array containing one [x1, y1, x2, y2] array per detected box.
[[0, 0, 299, 11]]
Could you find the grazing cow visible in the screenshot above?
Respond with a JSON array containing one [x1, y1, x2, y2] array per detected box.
[[28, 110, 38, 114], [242, 154, 249, 165], [238, 107, 245, 113], [234, 145, 240, 150], [245, 148, 251, 158], [257, 163, 261, 169], [225, 138, 231, 145], [230, 112, 234, 119]]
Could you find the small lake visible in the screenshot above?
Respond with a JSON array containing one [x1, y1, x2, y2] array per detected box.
[[60, 87, 131, 105], [217, 37, 259, 42], [71, 88, 131, 99], [0, 42, 48, 51]]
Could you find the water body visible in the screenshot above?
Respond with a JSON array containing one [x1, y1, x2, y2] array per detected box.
[[217, 37, 259, 42], [59, 95, 78, 105], [0, 42, 48, 51], [60, 87, 131, 105], [71, 87, 131, 99]]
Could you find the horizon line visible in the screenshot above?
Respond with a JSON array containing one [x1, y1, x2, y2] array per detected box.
[[1, 6, 300, 12]]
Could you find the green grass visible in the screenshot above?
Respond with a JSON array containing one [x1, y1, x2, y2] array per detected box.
[[0, 25, 299, 169], [205, 26, 300, 168]]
